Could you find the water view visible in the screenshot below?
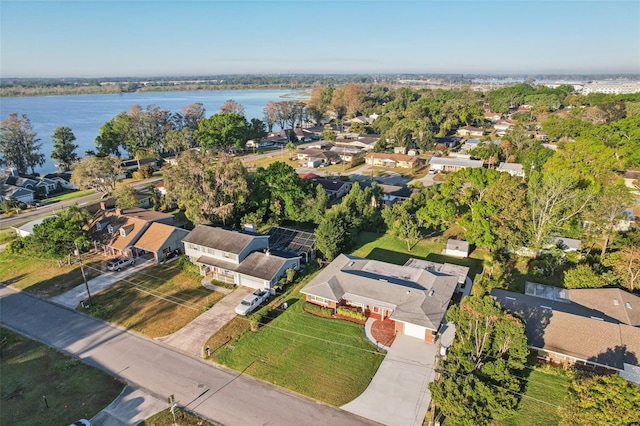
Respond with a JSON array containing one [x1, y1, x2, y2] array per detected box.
[[0, 89, 308, 173]]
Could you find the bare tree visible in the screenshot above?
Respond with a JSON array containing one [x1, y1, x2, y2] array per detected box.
[[220, 99, 245, 115]]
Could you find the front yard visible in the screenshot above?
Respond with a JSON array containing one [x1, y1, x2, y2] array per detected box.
[[0, 252, 102, 298], [0, 327, 123, 426], [84, 261, 223, 338], [210, 291, 384, 406]]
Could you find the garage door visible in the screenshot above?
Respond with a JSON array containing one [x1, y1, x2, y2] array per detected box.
[[239, 275, 264, 290], [403, 322, 426, 340]]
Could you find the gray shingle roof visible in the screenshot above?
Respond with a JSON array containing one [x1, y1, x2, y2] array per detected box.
[[235, 252, 288, 281], [183, 225, 264, 255], [428, 157, 484, 168], [301, 254, 460, 330], [567, 288, 640, 326], [491, 289, 640, 370]]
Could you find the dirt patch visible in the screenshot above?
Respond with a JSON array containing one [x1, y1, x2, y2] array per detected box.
[[371, 320, 396, 347]]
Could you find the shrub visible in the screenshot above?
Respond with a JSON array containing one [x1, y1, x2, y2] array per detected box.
[[304, 302, 333, 317], [336, 306, 366, 321]]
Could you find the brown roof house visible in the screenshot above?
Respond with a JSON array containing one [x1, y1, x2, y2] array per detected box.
[[301, 255, 468, 343], [88, 207, 174, 259], [134, 222, 189, 263], [182, 225, 300, 291], [365, 152, 422, 169], [492, 286, 640, 384]]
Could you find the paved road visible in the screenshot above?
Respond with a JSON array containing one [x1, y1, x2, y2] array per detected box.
[[0, 286, 377, 426], [0, 177, 162, 229]]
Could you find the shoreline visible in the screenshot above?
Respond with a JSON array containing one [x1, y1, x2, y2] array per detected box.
[[0, 85, 313, 98]]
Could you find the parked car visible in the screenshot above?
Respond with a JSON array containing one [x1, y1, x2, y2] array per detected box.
[[107, 257, 135, 272], [70, 420, 91, 426], [234, 289, 270, 316]]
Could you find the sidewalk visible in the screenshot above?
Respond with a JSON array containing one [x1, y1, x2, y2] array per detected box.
[[50, 258, 155, 308]]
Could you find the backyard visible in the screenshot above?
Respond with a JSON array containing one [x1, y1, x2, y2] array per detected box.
[[0, 327, 123, 426], [500, 366, 571, 426], [84, 260, 223, 338], [352, 231, 486, 282]]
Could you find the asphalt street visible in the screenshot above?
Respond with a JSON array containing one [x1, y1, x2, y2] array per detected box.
[[0, 286, 377, 426]]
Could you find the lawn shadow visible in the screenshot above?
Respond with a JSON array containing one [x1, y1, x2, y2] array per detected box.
[[365, 247, 413, 265], [257, 298, 299, 327], [425, 253, 483, 283], [23, 259, 103, 299]]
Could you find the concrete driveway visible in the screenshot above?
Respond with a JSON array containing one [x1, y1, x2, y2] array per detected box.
[[342, 335, 437, 426], [51, 257, 155, 308], [157, 286, 253, 357], [91, 386, 168, 426]]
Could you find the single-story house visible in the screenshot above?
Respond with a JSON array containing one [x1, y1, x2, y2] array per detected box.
[[428, 157, 484, 173], [182, 225, 300, 290], [133, 222, 189, 263], [497, 162, 525, 178], [301, 254, 467, 342], [329, 146, 365, 163], [492, 287, 640, 384], [434, 137, 461, 149], [0, 185, 34, 203], [494, 120, 515, 132], [12, 215, 58, 237], [549, 236, 582, 252], [456, 126, 485, 137], [299, 174, 352, 201], [365, 153, 422, 169], [444, 239, 470, 258], [297, 148, 342, 167]]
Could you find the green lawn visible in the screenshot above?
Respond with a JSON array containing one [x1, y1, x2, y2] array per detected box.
[[44, 189, 96, 204], [351, 231, 485, 281], [0, 328, 123, 426], [500, 367, 571, 426], [0, 252, 102, 298], [212, 292, 384, 406], [84, 261, 223, 338]]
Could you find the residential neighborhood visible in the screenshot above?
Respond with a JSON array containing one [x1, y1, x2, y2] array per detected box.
[[2, 78, 640, 426]]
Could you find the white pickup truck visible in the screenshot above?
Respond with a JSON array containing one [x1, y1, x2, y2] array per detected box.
[[234, 289, 270, 316]]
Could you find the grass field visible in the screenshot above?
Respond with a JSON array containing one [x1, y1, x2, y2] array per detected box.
[[244, 154, 298, 169], [0, 252, 102, 298], [0, 328, 123, 426], [85, 261, 223, 338], [500, 367, 571, 426], [44, 189, 96, 204], [212, 292, 384, 406]]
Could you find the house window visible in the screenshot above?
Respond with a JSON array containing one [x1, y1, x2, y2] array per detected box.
[[373, 306, 380, 313], [187, 243, 199, 251], [309, 295, 330, 305]]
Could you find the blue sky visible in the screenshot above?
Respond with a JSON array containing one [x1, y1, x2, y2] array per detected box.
[[1, 1, 639, 77]]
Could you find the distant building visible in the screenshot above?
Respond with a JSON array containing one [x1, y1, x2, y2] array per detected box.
[[428, 157, 484, 173], [497, 162, 525, 178], [582, 81, 640, 95]]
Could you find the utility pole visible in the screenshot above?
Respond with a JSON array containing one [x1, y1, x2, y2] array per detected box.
[[75, 243, 92, 306]]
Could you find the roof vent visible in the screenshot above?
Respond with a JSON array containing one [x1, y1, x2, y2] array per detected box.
[[379, 279, 388, 282], [428, 290, 435, 297], [590, 316, 604, 321], [540, 305, 552, 310], [613, 299, 619, 306], [626, 302, 632, 309], [348, 261, 355, 267]]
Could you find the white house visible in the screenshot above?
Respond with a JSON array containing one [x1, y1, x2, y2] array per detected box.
[[497, 162, 525, 178], [12, 215, 58, 237], [182, 225, 300, 291], [429, 157, 484, 173]]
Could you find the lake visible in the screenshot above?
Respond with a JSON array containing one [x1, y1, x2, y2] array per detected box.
[[0, 89, 308, 174]]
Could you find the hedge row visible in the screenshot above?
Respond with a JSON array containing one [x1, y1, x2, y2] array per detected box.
[[336, 306, 367, 321], [303, 302, 333, 317]]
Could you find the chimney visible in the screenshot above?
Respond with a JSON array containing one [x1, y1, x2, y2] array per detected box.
[[100, 201, 107, 211], [115, 208, 122, 216]]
